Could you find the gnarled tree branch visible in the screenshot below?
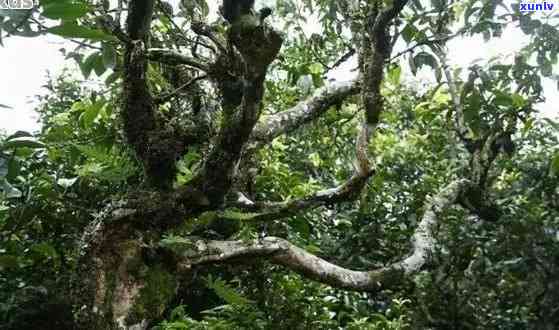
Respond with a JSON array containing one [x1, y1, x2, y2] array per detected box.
[[188, 6, 284, 207], [230, 0, 410, 219], [236, 0, 409, 219], [251, 79, 360, 147], [433, 45, 515, 222], [174, 179, 469, 291]]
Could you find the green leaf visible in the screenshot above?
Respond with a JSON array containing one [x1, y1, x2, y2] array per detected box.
[[93, 53, 106, 76], [387, 65, 401, 85], [0, 103, 12, 109], [206, 276, 251, 306], [169, 305, 186, 321], [101, 42, 117, 69], [196, 0, 209, 16], [41, 2, 90, 20], [220, 210, 260, 221], [31, 242, 59, 260], [159, 235, 197, 254], [80, 52, 99, 78], [80, 101, 103, 128], [543, 118, 559, 131], [79, 52, 107, 78], [289, 217, 311, 239], [47, 23, 114, 40], [7, 157, 20, 180], [519, 15, 541, 34], [401, 24, 419, 43], [511, 93, 526, 108], [308, 62, 322, 75], [541, 60, 553, 77], [3, 137, 45, 149]]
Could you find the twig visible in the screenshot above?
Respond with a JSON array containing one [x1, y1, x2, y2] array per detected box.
[[388, 34, 456, 62], [156, 0, 215, 53], [191, 22, 226, 55], [155, 74, 208, 104], [30, 18, 103, 50], [325, 48, 356, 74]]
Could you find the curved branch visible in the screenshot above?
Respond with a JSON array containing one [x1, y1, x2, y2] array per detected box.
[[174, 179, 469, 291], [231, 120, 375, 220], [232, 169, 372, 219], [251, 79, 360, 146]]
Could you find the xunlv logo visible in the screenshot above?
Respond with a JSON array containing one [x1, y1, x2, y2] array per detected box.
[[519, 1, 556, 11], [0, 0, 35, 9]]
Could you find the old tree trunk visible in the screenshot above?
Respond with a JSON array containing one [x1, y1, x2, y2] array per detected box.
[[61, 0, 510, 328]]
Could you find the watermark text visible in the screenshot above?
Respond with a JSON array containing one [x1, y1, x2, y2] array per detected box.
[[519, 1, 556, 12], [0, 0, 35, 10]]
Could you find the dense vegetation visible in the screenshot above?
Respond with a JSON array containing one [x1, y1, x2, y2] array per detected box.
[[1, 0, 558, 329]]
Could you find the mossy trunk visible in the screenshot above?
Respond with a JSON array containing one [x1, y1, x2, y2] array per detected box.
[[72, 221, 179, 329]]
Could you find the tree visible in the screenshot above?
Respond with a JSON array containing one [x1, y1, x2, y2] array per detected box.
[[1, 0, 558, 329]]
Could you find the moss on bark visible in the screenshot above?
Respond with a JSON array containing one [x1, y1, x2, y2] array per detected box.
[[127, 266, 177, 326]]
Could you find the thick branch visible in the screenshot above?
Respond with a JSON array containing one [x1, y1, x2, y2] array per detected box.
[[189, 22, 284, 206], [123, 0, 173, 187], [127, 0, 155, 40], [361, 0, 408, 126], [122, 2, 198, 189], [147, 48, 210, 71], [251, 79, 360, 146], [175, 180, 469, 291], [191, 76, 267, 206], [373, 0, 409, 36]]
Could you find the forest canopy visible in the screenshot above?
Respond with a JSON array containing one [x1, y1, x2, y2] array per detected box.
[[0, 0, 558, 329]]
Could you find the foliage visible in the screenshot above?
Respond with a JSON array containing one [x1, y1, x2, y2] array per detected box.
[[154, 272, 412, 330], [1, 0, 558, 329]]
